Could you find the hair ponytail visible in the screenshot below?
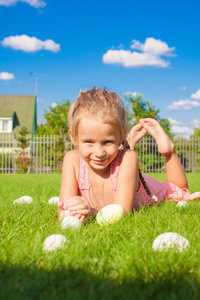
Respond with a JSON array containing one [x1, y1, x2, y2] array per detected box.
[[138, 168, 158, 202]]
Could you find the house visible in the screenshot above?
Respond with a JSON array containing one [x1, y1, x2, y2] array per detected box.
[[0, 95, 37, 136]]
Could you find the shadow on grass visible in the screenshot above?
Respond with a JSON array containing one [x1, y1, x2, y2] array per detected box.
[[0, 264, 199, 300]]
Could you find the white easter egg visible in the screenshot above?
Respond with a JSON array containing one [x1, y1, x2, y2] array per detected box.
[[48, 196, 59, 204], [13, 195, 33, 204], [176, 201, 188, 208], [61, 216, 82, 230], [43, 234, 68, 252], [152, 232, 190, 252], [64, 209, 71, 216], [96, 204, 124, 226], [13, 198, 21, 204]]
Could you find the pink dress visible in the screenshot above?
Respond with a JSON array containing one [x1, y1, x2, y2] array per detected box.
[[78, 150, 200, 210]]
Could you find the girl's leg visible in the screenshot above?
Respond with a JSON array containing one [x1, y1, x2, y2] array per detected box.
[[127, 123, 147, 150], [139, 118, 188, 189]]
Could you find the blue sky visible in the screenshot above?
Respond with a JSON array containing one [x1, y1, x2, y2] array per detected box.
[[0, 0, 200, 138]]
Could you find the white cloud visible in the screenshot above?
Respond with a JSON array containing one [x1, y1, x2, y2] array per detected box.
[[103, 37, 176, 68], [130, 37, 176, 56], [166, 99, 200, 110], [22, 0, 46, 8], [168, 117, 182, 125], [191, 119, 200, 128], [103, 50, 170, 68], [0, 0, 46, 8], [171, 125, 194, 136], [0, 0, 17, 5], [124, 91, 141, 97], [36, 97, 43, 102], [191, 89, 200, 101], [0, 71, 15, 80], [51, 102, 57, 108], [179, 86, 187, 91], [168, 118, 194, 139], [1, 35, 60, 52]]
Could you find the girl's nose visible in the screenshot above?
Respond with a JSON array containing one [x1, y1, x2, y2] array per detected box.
[[95, 145, 105, 157]]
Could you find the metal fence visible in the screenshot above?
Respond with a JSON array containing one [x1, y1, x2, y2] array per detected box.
[[137, 136, 200, 173], [0, 134, 200, 174]]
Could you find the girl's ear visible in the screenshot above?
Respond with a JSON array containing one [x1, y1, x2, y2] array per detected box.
[[69, 129, 78, 148]]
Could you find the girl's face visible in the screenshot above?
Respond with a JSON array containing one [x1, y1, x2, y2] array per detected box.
[[75, 118, 120, 173]]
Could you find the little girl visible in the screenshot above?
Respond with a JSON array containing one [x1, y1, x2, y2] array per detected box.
[[58, 87, 200, 223]]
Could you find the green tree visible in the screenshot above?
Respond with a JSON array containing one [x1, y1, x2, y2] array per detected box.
[[54, 128, 66, 171], [16, 126, 31, 173], [191, 125, 200, 138], [190, 123, 200, 172], [36, 100, 71, 136], [36, 100, 72, 172], [124, 93, 173, 138]]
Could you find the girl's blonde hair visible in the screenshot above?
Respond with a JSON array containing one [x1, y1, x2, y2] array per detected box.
[[68, 87, 128, 146]]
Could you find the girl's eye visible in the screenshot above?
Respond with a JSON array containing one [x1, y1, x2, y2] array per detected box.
[[104, 140, 113, 145]]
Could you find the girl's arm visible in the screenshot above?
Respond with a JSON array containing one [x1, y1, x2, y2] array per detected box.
[[58, 150, 79, 220], [58, 150, 95, 221], [59, 150, 79, 203], [114, 150, 139, 214]]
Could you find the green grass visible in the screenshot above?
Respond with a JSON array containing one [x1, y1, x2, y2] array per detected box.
[[1, 173, 200, 300]]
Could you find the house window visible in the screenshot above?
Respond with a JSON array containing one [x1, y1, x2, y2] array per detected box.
[[0, 118, 12, 133], [2, 120, 9, 131]]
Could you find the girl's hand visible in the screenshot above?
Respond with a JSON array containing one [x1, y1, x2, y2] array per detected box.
[[57, 201, 77, 221], [63, 196, 97, 218], [57, 196, 97, 223]]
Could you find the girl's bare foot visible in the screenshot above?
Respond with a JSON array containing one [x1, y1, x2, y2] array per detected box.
[[127, 123, 147, 150], [139, 118, 174, 155]]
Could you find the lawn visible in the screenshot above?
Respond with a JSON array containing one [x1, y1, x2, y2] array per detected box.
[[0, 173, 200, 300]]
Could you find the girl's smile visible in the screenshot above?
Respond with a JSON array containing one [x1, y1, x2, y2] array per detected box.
[[75, 118, 120, 173]]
